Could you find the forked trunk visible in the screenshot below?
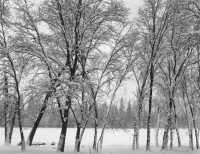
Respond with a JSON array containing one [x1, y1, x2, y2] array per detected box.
[[8, 110, 17, 144], [97, 126, 106, 151], [74, 121, 87, 152]]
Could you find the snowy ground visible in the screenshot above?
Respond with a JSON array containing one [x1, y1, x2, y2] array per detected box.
[[0, 128, 199, 153]]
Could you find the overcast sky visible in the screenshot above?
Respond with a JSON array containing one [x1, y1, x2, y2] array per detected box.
[[115, 0, 144, 103], [123, 0, 143, 17]]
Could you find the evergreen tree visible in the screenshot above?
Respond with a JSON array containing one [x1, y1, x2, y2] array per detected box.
[[119, 97, 126, 127], [99, 102, 108, 126], [109, 105, 119, 128], [125, 101, 133, 128]]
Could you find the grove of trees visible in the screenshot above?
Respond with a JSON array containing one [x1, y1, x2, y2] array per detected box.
[[1, 0, 200, 152]]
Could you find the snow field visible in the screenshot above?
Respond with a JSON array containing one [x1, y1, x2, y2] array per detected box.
[[0, 128, 199, 154]]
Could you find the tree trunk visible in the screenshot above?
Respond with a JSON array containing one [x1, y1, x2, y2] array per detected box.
[[18, 108, 25, 151], [132, 123, 136, 150], [189, 128, 194, 151], [74, 123, 86, 152], [176, 127, 181, 147], [170, 127, 173, 150], [194, 126, 199, 149], [97, 125, 106, 151], [93, 100, 98, 150], [74, 124, 81, 152], [155, 107, 160, 147], [57, 99, 71, 152], [173, 102, 181, 147], [57, 120, 68, 152], [136, 127, 139, 149], [93, 124, 98, 150], [8, 111, 16, 144], [26, 91, 52, 146], [162, 123, 169, 150], [162, 97, 173, 150], [146, 63, 154, 150], [4, 73, 11, 145], [191, 113, 199, 149]]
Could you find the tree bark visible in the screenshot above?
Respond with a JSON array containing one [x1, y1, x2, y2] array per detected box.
[[162, 96, 173, 150], [132, 123, 136, 150], [174, 110, 181, 147], [162, 121, 169, 150], [189, 128, 194, 151], [97, 125, 106, 151], [57, 99, 71, 152], [176, 126, 181, 147], [18, 107, 25, 151], [4, 82, 10, 144], [170, 127, 173, 150], [74, 124, 81, 152], [93, 100, 98, 150], [146, 63, 154, 150], [26, 91, 52, 146]]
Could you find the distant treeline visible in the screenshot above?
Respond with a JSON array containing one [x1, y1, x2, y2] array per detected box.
[[0, 98, 187, 129]]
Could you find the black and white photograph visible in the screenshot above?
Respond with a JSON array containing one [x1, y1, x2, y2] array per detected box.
[[0, 0, 200, 153]]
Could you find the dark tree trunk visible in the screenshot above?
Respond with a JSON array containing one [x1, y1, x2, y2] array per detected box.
[[189, 128, 194, 151], [174, 109, 181, 147], [170, 127, 173, 150], [18, 107, 25, 151], [136, 128, 139, 149], [93, 100, 98, 150], [146, 63, 154, 150], [26, 91, 52, 146], [176, 126, 181, 147], [57, 120, 68, 152], [74, 124, 81, 152], [57, 99, 71, 152]]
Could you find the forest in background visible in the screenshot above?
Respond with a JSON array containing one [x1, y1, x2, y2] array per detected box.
[[0, 97, 187, 128]]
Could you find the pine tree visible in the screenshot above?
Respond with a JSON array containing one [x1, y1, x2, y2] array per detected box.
[[119, 97, 125, 127], [125, 101, 133, 128]]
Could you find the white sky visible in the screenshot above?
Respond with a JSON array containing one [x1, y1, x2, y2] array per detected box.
[[123, 0, 143, 17], [115, 0, 144, 104]]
